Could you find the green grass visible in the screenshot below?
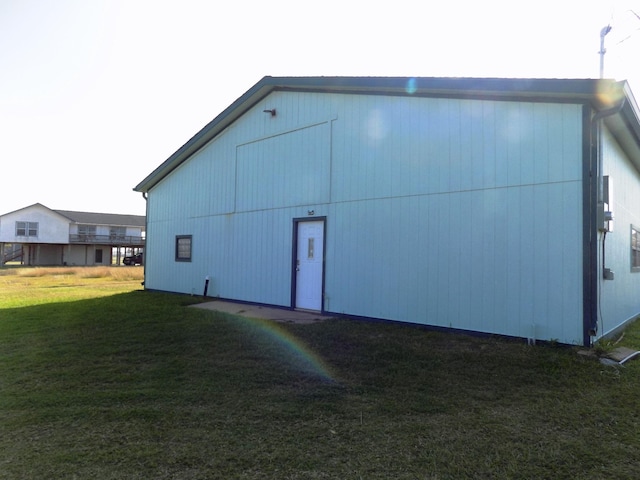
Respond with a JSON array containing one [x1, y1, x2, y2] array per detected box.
[[1, 267, 640, 478]]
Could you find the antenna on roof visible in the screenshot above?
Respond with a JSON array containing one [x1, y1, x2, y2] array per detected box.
[[615, 10, 640, 45], [599, 24, 612, 78]]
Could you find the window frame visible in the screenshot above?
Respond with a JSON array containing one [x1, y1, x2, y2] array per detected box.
[[78, 224, 96, 235], [632, 225, 640, 272], [78, 224, 96, 240], [175, 235, 192, 262], [16, 221, 38, 237], [110, 226, 126, 241]]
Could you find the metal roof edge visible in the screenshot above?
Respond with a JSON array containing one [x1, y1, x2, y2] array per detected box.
[[53, 210, 146, 226], [134, 76, 278, 192], [619, 80, 640, 147]]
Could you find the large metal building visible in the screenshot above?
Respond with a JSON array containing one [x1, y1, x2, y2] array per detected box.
[[134, 76, 640, 346]]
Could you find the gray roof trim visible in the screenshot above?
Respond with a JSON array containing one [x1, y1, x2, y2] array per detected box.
[[1, 203, 145, 227], [0, 203, 69, 220], [619, 81, 640, 145], [599, 81, 640, 171], [53, 210, 146, 227], [134, 77, 278, 193], [134, 76, 640, 193]]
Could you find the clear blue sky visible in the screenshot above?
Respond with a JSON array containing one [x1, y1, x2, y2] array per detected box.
[[1, 0, 639, 215]]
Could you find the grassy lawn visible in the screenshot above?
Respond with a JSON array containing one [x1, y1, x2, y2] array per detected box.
[[1, 266, 640, 479]]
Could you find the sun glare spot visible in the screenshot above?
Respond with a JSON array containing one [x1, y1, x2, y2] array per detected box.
[[366, 109, 388, 141], [595, 79, 625, 107], [405, 77, 417, 94]]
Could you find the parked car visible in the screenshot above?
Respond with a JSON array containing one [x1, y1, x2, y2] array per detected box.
[[123, 253, 143, 266]]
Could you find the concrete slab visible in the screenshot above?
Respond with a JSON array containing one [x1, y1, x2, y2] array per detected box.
[[191, 300, 334, 324]]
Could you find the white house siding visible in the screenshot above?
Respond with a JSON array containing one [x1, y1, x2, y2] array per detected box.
[[64, 245, 89, 266], [145, 91, 585, 343], [22, 244, 62, 265], [64, 245, 111, 266], [599, 127, 640, 338], [0, 204, 69, 244], [18, 244, 111, 266]]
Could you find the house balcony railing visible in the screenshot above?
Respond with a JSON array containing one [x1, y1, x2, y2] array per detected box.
[[69, 234, 145, 246]]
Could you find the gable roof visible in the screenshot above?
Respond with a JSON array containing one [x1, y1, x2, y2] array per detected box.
[[0, 203, 145, 228], [134, 76, 640, 193], [54, 210, 145, 227], [0, 203, 70, 221]]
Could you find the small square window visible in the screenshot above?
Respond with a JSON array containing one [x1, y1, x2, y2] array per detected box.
[[176, 235, 192, 262]]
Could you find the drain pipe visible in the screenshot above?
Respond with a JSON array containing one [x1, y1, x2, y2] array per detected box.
[[141, 192, 148, 287], [587, 98, 626, 340], [593, 98, 626, 206]]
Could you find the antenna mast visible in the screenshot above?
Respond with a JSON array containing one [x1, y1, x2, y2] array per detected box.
[[599, 25, 612, 78]]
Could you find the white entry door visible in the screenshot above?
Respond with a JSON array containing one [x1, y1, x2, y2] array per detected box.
[[295, 220, 324, 311]]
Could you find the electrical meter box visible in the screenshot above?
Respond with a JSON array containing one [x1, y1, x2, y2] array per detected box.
[[598, 176, 614, 232]]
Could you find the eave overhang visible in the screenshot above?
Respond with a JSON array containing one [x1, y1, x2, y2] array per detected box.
[[601, 81, 640, 171]]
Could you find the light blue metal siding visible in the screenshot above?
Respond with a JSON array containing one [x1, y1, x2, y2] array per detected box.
[[208, 210, 293, 305], [324, 183, 583, 343], [145, 90, 585, 343], [145, 91, 335, 300], [236, 122, 331, 211], [598, 128, 640, 338], [325, 95, 584, 343], [143, 209, 197, 295], [148, 139, 236, 222]]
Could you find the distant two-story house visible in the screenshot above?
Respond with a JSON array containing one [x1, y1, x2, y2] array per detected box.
[[0, 203, 145, 266]]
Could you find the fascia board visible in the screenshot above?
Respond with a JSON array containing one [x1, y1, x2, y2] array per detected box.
[[0, 203, 71, 223], [133, 77, 278, 193], [600, 81, 640, 170]]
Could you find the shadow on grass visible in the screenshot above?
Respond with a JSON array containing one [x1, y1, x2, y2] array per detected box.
[[1, 291, 640, 479]]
